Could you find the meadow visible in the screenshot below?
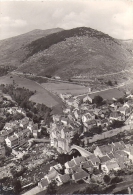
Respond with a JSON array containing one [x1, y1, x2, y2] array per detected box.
[[0, 75, 60, 107], [41, 82, 90, 95]]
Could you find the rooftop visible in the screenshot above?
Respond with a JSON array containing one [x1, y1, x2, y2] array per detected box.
[[100, 155, 110, 163], [72, 170, 88, 181], [39, 178, 49, 188], [58, 174, 70, 183], [98, 145, 112, 155]]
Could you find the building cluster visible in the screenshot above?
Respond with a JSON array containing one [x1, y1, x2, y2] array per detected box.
[[38, 140, 133, 190], [3, 118, 39, 148], [50, 89, 133, 153], [0, 93, 41, 159]]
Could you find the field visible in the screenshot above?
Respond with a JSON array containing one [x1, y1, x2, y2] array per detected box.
[[41, 82, 90, 95], [0, 74, 61, 107]]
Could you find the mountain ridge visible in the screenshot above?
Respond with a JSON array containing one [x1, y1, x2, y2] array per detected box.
[[0, 26, 132, 79]]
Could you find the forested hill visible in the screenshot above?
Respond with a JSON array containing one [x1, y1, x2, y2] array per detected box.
[[18, 27, 133, 79]]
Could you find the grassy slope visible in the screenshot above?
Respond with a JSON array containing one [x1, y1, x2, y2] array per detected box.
[[18, 27, 133, 79], [0, 74, 62, 107], [0, 28, 63, 67]]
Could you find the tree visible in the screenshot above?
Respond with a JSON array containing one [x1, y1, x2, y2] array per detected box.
[[117, 98, 124, 104], [103, 175, 111, 184], [110, 176, 122, 184], [92, 95, 103, 106], [110, 120, 124, 128], [107, 80, 113, 86], [70, 132, 81, 146], [12, 179, 21, 194], [46, 180, 57, 194]]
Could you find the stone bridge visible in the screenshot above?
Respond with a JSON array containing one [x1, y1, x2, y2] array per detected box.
[[70, 144, 92, 157]]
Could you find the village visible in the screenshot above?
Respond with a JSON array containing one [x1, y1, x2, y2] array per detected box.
[[0, 86, 133, 194]]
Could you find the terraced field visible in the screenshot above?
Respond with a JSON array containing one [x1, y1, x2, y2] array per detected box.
[[0, 74, 61, 107]]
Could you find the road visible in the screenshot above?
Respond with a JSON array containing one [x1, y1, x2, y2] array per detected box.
[[112, 180, 133, 193], [74, 78, 133, 98]]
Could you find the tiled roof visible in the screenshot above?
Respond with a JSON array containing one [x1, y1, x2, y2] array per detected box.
[[107, 152, 114, 159], [99, 145, 112, 155], [0, 137, 4, 143], [115, 150, 128, 157], [111, 142, 125, 151], [87, 154, 100, 165], [65, 159, 76, 168], [47, 168, 59, 181], [58, 174, 70, 183], [8, 135, 18, 142], [100, 155, 110, 163], [40, 178, 49, 188], [105, 160, 120, 170], [71, 166, 83, 173], [82, 161, 93, 169], [74, 156, 86, 164], [72, 170, 88, 181]]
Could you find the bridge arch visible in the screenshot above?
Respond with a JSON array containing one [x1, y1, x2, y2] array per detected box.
[[70, 145, 92, 157]]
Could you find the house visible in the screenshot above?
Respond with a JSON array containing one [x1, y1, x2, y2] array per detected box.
[[93, 108, 101, 116], [63, 108, 71, 114], [101, 160, 120, 174], [65, 159, 76, 169], [82, 112, 95, 123], [4, 123, 13, 130], [126, 94, 133, 99], [33, 130, 38, 138], [61, 117, 68, 126], [109, 112, 122, 121], [65, 165, 83, 174], [55, 174, 70, 186], [72, 170, 89, 182], [57, 138, 69, 153], [38, 178, 49, 189], [123, 145, 133, 162], [99, 155, 110, 163], [14, 129, 30, 145], [110, 141, 125, 151], [107, 152, 115, 159], [81, 161, 93, 172], [94, 145, 113, 157], [83, 120, 96, 131], [73, 156, 86, 165], [0, 131, 9, 139], [52, 115, 60, 123], [83, 95, 92, 103], [86, 154, 100, 168], [5, 135, 18, 148], [96, 120, 102, 127], [101, 119, 109, 127], [14, 132, 24, 145], [125, 113, 133, 125], [118, 107, 129, 116], [19, 117, 29, 128], [45, 167, 60, 182], [0, 137, 5, 159], [61, 127, 74, 140], [123, 102, 130, 108]]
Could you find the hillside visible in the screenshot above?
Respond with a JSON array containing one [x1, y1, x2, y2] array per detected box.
[[0, 28, 63, 67], [120, 39, 133, 53], [17, 27, 133, 79]]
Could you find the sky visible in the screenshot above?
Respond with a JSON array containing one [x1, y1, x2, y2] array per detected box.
[[0, 0, 133, 40]]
